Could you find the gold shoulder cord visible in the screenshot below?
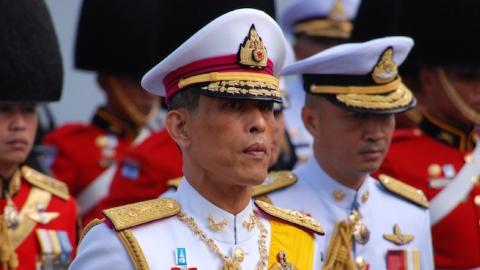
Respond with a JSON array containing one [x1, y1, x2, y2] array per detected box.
[[437, 68, 480, 124], [117, 229, 150, 270], [78, 218, 150, 270], [322, 220, 356, 270]]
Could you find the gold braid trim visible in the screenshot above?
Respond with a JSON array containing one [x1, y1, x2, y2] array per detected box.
[[335, 83, 413, 110], [79, 218, 105, 243], [21, 166, 69, 200], [311, 77, 402, 95], [179, 72, 279, 89], [0, 216, 18, 270], [254, 195, 273, 204], [294, 19, 352, 39], [322, 220, 355, 270], [117, 229, 149, 270]]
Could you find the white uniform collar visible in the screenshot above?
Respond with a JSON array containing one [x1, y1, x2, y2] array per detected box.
[[298, 157, 372, 211], [174, 178, 257, 245]]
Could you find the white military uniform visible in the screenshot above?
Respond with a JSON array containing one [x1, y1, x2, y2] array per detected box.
[[282, 75, 313, 164], [268, 157, 434, 269], [70, 179, 324, 270]]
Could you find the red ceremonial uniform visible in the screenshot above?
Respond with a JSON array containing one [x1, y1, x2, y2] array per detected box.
[[90, 129, 182, 221], [0, 166, 77, 270], [43, 108, 136, 225], [378, 114, 480, 268]]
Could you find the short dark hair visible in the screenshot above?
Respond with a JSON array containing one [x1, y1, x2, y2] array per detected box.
[[167, 87, 201, 112]]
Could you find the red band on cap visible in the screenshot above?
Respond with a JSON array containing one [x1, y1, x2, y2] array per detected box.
[[163, 54, 274, 102]]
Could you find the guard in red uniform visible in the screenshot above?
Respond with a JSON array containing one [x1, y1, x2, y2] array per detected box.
[[42, 0, 172, 226], [0, 0, 78, 269], [373, 1, 480, 268], [89, 129, 183, 220]]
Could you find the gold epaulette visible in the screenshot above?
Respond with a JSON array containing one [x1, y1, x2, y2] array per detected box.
[[167, 177, 183, 190], [378, 174, 429, 208], [253, 170, 297, 197], [21, 166, 70, 200], [103, 198, 180, 231], [255, 200, 324, 235]]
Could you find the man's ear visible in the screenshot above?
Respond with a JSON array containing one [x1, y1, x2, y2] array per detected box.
[[166, 109, 191, 149], [302, 105, 318, 136]]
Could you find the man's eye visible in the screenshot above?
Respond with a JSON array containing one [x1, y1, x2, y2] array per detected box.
[[259, 101, 274, 112], [0, 105, 13, 113], [226, 101, 243, 110]]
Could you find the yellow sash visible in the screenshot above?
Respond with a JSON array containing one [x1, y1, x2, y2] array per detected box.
[[268, 218, 315, 269]]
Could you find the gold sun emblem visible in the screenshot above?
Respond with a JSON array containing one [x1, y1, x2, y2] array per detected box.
[[372, 48, 398, 84], [238, 24, 268, 68]]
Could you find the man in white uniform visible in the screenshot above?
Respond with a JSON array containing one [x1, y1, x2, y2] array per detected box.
[[69, 8, 324, 270], [267, 37, 434, 269], [278, 0, 362, 165]]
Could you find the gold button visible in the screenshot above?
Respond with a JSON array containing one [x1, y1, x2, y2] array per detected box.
[[361, 191, 369, 203], [474, 195, 480, 206], [428, 164, 442, 177], [465, 154, 473, 163], [333, 189, 345, 202]]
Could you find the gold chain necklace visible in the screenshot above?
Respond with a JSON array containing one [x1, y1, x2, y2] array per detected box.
[[177, 211, 268, 270]]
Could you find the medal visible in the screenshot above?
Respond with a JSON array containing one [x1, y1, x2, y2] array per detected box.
[[349, 210, 370, 245], [352, 220, 370, 245], [4, 195, 19, 229], [233, 247, 245, 262]]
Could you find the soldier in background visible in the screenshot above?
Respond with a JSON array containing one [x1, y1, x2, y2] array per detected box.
[[0, 0, 78, 269], [278, 0, 362, 165], [43, 0, 168, 226], [377, 0, 480, 268]]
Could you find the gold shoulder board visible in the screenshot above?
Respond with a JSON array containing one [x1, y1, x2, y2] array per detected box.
[[167, 177, 183, 190], [253, 170, 297, 197], [378, 174, 429, 208], [103, 198, 180, 231], [21, 166, 70, 200], [255, 200, 324, 235]]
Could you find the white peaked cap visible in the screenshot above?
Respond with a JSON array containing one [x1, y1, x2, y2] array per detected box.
[[142, 8, 290, 103]]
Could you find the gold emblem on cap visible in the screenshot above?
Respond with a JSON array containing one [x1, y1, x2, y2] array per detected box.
[[372, 48, 398, 84], [329, 0, 348, 21], [238, 24, 268, 68]]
